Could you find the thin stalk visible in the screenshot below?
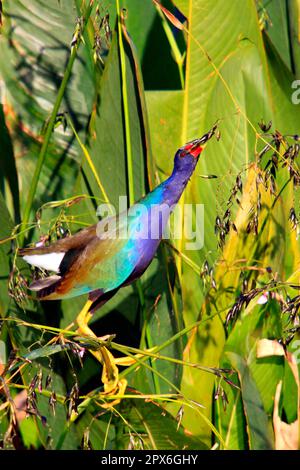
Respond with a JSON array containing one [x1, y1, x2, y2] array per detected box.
[[116, 0, 135, 205], [8, 380, 225, 446], [112, 342, 227, 377], [19, 1, 94, 246], [4, 301, 229, 356]]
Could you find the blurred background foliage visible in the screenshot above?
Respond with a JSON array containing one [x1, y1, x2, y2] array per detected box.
[[0, 0, 300, 450]]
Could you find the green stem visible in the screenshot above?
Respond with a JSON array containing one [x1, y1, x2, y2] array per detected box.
[[112, 342, 224, 376], [116, 0, 135, 206], [19, 1, 94, 246]]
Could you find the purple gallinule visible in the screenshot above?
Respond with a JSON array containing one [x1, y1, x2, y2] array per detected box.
[[19, 125, 217, 398], [19, 125, 217, 312]]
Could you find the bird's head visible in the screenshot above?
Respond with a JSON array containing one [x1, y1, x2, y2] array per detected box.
[[173, 138, 204, 173], [173, 124, 218, 174]]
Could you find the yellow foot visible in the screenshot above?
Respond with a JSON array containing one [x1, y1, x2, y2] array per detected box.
[[114, 355, 143, 366], [75, 300, 127, 408], [114, 346, 157, 366]]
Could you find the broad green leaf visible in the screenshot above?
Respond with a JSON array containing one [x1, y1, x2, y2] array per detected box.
[[281, 354, 299, 423], [261, 0, 293, 71], [0, 192, 14, 316], [216, 301, 285, 449], [127, 245, 184, 394], [125, 0, 184, 90], [287, 0, 300, 77], [0, 104, 20, 223], [75, 409, 116, 450], [116, 399, 208, 450], [226, 351, 274, 450], [18, 414, 41, 449], [0, 0, 96, 216], [146, 90, 184, 179], [76, 31, 146, 209], [214, 361, 248, 450]]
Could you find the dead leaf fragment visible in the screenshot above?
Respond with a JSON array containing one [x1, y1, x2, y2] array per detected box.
[[273, 352, 299, 450], [257, 339, 285, 358], [152, 0, 184, 30], [273, 381, 299, 450]]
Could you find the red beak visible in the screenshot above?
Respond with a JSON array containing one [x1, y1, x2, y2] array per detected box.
[[182, 140, 204, 158], [189, 143, 203, 158], [181, 124, 218, 158]]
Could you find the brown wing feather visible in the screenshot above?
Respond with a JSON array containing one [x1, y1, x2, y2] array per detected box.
[[38, 235, 125, 300], [22, 214, 128, 300], [52, 236, 118, 295], [18, 224, 97, 256]]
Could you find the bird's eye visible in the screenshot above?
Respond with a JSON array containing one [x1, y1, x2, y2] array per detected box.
[[179, 150, 188, 158]]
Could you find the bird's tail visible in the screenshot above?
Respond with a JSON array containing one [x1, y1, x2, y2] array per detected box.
[[29, 275, 62, 299]]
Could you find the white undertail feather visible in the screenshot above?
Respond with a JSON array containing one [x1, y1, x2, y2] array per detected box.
[[23, 252, 65, 273]]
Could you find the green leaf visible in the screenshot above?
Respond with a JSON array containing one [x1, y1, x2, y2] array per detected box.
[[24, 344, 70, 361], [0, 0, 96, 216], [261, 0, 293, 71], [226, 351, 274, 450], [77, 30, 146, 209], [0, 104, 20, 223], [0, 192, 13, 316], [282, 347, 299, 423], [127, 245, 184, 394], [287, 0, 300, 77], [124, 0, 184, 90], [214, 361, 248, 450], [75, 409, 115, 450], [216, 300, 285, 449], [116, 399, 208, 450]]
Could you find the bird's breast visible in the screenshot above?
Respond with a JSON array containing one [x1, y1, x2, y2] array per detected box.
[[125, 202, 172, 278]]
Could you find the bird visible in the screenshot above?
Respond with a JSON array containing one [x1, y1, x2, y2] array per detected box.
[[19, 125, 217, 326], [18, 125, 217, 399]]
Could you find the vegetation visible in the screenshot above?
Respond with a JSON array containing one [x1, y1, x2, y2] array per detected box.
[[0, 0, 299, 450]]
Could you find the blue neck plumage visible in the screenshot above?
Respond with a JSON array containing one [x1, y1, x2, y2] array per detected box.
[[128, 159, 197, 252], [161, 164, 196, 206], [140, 158, 198, 208]]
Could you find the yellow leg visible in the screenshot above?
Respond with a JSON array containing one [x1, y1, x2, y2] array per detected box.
[[75, 300, 127, 406], [76, 301, 149, 366], [76, 300, 96, 345]]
